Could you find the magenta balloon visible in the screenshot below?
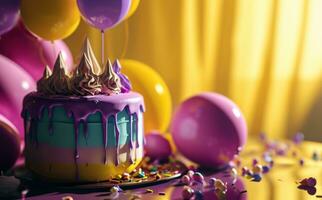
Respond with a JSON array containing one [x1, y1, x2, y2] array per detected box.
[[144, 132, 172, 160], [171, 92, 247, 167], [0, 22, 74, 80], [0, 114, 21, 171], [0, 55, 36, 137], [77, 0, 131, 30], [0, 0, 20, 35]]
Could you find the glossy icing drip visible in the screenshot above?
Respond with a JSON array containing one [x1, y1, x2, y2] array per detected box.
[[22, 92, 144, 179], [101, 116, 107, 164], [113, 114, 120, 166]]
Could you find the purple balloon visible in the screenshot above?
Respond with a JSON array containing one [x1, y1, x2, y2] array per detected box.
[[0, 21, 74, 80], [144, 132, 172, 160], [0, 55, 36, 138], [77, 0, 131, 30], [171, 92, 247, 167], [0, 0, 20, 35], [0, 114, 21, 171]]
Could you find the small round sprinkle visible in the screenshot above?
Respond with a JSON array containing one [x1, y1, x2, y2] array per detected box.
[[253, 164, 263, 174], [182, 186, 194, 200], [208, 177, 217, 186], [312, 151, 319, 161], [252, 159, 259, 166], [194, 190, 203, 200], [299, 159, 304, 166], [300, 177, 317, 187], [62, 196, 73, 200], [110, 186, 120, 193], [262, 166, 270, 173], [145, 189, 153, 193], [241, 167, 248, 176], [252, 174, 262, 182], [181, 175, 191, 185], [192, 172, 204, 183], [231, 168, 238, 177], [187, 170, 195, 178], [215, 179, 227, 192]]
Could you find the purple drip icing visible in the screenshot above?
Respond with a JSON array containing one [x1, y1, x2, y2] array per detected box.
[[73, 115, 80, 180], [129, 114, 134, 163], [101, 116, 107, 164], [113, 114, 120, 166], [22, 92, 144, 179], [134, 113, 139, 147]]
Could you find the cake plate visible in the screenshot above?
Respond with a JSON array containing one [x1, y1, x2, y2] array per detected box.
[[14, 161, 187, 192]]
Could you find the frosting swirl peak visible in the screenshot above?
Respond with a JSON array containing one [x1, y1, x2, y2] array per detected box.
[[36, 38, 131, 96]]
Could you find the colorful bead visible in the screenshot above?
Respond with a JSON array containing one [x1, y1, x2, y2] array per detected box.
[[252, 158, 259, 166], [253, 164, 263, 174], [181, 175, 191, 185], [187, 170, 195, 178], [262, 165, 270, 173], [231, 168, 238, 177], [241, 167, 248, 176], [215, 179, 227, 192], [300, 177, 317, 187], [252, 174, 262, 182], [194, 190, 203, 200], [208, 177, 217, 186], [192, 172, 204, 183], [110, 186, 120, 193], [182, 186, 194, 200]]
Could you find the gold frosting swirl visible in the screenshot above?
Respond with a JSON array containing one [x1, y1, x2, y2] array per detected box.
[[100, 59, 121, 95], [37, 65, 53, 94], [47, 53, 71, 95], [70, 50, 102, 95], [37, 53, 71, 95], [36, 38, 123, 96]]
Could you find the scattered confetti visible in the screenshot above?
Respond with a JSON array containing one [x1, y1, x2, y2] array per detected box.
[[251, 174, 262, 182], [110, 185, 121, 193], [299, 177, 317, 187], [181, 175, 191, 185], [208, 177, 217, 187], [252, 164, 263, 175], [62, 196, 73, 200], [182, 186, 194, 200], [312, 151, 319, 161], [293, 132, 304, 145], [145, 189, 153, 193], [192, 172, 204, 184], [194, 190, 203, 200], [262, 166, 270, 174]]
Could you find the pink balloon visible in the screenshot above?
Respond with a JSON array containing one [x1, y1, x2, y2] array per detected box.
[[144, 132, 172, 160], [0, 55, 36, 138], [171, 92, 247, 167], [0, 114, 21, 171], [0, 21, 74, 80]]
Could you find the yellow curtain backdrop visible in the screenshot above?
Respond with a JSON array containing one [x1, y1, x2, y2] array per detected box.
[[65, 0, 322, 139]]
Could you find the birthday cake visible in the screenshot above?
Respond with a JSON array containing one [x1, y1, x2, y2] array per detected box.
[[22, 39, 145, 183]]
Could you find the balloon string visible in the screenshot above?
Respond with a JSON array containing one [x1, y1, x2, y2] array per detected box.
[[121, 20, 129, 59], [101, 30, 105, 65]]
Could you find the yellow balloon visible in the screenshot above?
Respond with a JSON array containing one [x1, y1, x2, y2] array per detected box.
[[120, 59, 172, 133], [20, 0, 80, 41], [125, 0, 140, 19]]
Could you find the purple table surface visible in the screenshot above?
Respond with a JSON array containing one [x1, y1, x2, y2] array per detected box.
[[1, 140, 322, 200]]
